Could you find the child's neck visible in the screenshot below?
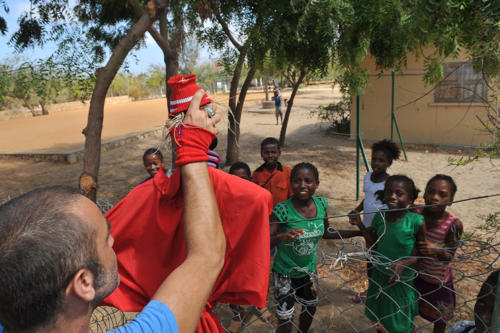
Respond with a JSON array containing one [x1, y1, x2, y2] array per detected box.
[[423, 208, 448, 227], [291, 196, 316, 217], [371, 171, 388, 183], [265, 164, 277, 172], [385, 210, 406, 222]]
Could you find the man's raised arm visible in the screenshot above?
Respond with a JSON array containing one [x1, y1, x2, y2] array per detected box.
[[151, 90, 225, 332]]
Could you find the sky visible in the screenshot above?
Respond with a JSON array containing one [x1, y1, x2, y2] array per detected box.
[[0, 0, 212, 74]]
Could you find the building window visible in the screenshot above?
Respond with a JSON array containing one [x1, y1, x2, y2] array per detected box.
[[434, 62, 488, 103]]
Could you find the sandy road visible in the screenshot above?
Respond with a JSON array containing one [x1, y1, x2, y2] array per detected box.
[[0, 92, 265, 153]]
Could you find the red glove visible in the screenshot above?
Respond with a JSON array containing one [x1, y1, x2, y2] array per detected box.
[[172, 123, 216, 167]]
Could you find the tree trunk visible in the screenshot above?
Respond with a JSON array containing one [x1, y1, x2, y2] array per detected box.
[[264, 77, 269, 101], [80, 8, 155, 201], [165, 54, 179, 165], [225, 46, 249, 165], [279, 69, 306, 147], [40, 100, 49, 115], [226, 64, 257, 165]]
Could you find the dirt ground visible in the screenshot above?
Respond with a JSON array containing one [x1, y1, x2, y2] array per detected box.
[[1, 85, 499, 332]]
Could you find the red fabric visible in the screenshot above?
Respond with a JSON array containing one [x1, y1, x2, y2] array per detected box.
[[172, 124, 215, 166], [168, 74, 212, 115], [102, 167, 273, 332]]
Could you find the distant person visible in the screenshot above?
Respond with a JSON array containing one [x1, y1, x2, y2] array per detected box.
[[414, 174, 463, 333], [252, 137, 293, 207], [350, 175, 426, 333], [271, 162, 361, 333], [0, 90, 225, 333], [229, 161, 252, 181], [349, 139, 400, 303], [446, 270, 499, 333], [274, 87, 283, 125]]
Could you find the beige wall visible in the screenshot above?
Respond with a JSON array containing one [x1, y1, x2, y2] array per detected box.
[[350, 52, 492, 147], [0, 95, 132, 121]]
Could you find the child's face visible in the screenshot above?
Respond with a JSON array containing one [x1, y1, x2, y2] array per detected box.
[[424, 179, 452, 213], [261, 144, 280, 168], [371, 150, 391, 175], [144, 154, 163, 177], [383, 181, 410, 209], [291, 168, 318, 201], [231, 168, 251, 181]]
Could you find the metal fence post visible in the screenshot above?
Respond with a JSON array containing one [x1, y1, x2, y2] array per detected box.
[[356, 91, 360, 200], [356, 89, 371, 201], [391, 70, 408, 161]]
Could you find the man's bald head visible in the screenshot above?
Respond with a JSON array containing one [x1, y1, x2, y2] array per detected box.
[[0, 186, 101, 332]]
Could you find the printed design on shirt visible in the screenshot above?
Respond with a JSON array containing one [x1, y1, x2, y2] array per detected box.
[[289, 220, 323, 256]]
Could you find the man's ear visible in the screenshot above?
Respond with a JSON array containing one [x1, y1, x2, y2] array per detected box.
[[65, 268, 95, 302]]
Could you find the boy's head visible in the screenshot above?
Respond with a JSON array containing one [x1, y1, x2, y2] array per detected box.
[[143, 148, 164, 177], [260, 137, 281, 169], [474, 270, 499, 332], [229, 162, 251, 181]]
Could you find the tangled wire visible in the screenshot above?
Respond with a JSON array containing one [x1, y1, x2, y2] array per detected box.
[[89, 194, 499, 332]]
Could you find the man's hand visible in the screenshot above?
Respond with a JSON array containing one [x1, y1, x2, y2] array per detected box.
[[183, 90, 221, 134]]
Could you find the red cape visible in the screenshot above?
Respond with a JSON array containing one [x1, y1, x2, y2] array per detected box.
[[102, 167, 272, 332]]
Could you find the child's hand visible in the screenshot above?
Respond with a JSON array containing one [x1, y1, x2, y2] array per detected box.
[[417, 240, 438, 257], [280, 228, 305, 242], [348, 212, 362, 227], [387, 263, 405, 283]]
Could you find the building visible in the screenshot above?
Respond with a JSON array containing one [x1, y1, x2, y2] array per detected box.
[[350, 51, 493, 147]]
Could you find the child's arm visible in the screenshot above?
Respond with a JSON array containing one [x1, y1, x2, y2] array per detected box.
[[350, 200, 364, 214], [348, 213, 377, 247], [388, 223, 427, 283], [323, 217, 362, 239], [418, 218, 463, 262], [270, 213, 304, 248]]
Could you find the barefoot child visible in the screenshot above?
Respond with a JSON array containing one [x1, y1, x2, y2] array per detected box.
[[349, 139, 400, 302], [350, 175, 426, 333], [229, 161, 252, 181], [271, 162, 361, 333], [414, 175, 463, 333], [253, 137, 293, 207]]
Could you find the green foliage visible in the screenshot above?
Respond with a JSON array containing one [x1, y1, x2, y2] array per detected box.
[[0, 65, 11, 108], [334, 0, 500, 93], [447, 142, 499, 166], [0, 0, 8, 35], [310, 96, 351, 134], [476, 212, 500, 244]]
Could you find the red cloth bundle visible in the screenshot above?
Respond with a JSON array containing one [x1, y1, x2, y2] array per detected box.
[[102, 167, 273, 332]]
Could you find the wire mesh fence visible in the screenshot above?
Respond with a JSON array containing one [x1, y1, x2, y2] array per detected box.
[[88, 220, 499, 332], [3, 195, 492, 332], [211, 236, 499, 332]]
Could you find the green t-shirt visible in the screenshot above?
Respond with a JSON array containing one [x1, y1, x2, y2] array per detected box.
[[370, 211, 423, 280], [272, 196, 327, 278]]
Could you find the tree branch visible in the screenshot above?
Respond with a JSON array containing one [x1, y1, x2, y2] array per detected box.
[[210, 0, 243, 51], [128, 0, 175, 58]]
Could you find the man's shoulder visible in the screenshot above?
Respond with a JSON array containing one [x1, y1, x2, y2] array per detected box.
[[107, 301, 178, 333]]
